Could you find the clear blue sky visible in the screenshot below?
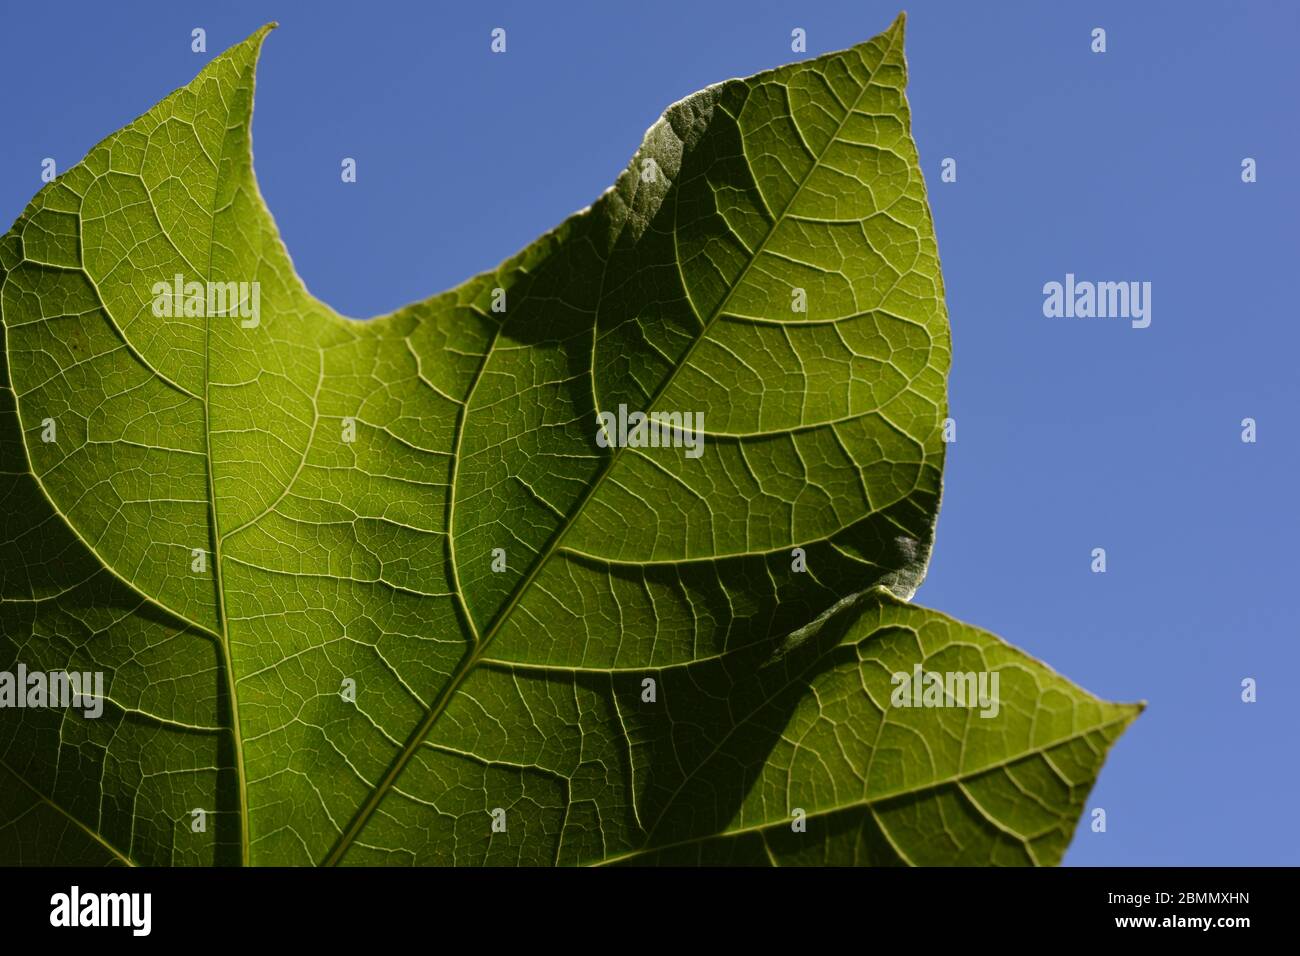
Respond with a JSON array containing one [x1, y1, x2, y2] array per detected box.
[[3, 1, 1296, 865]]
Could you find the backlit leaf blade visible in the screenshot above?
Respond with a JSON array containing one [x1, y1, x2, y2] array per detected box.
[[0, 14, 1137, 866]]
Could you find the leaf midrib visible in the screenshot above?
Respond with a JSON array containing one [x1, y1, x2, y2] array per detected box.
[[321, 25, 903, 866], [1, 41, 273, 866], [592, 711, 1138, 867], [199, 38, 276, 868]]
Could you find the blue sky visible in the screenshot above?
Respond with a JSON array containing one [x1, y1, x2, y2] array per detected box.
[[3, 1, 1296, 865]]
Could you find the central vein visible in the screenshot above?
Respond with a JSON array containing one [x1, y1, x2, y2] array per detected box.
[[319, 31, 895, 865]]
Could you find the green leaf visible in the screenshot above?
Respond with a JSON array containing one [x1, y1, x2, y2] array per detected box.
[[0, 14, 1138, 866]]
